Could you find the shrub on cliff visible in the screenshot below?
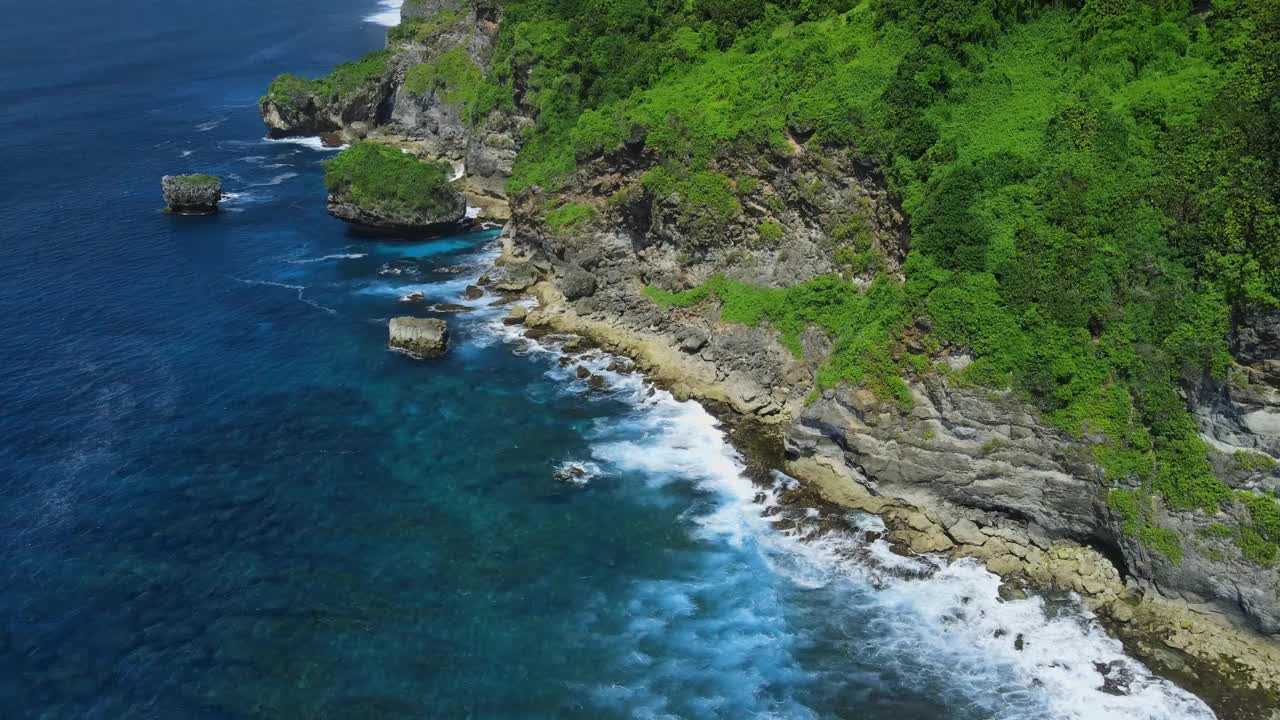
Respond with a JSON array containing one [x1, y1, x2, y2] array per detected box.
[[404, 48, 511, 125], [324, 143, 457, 217], [264, 49, 390, 106]]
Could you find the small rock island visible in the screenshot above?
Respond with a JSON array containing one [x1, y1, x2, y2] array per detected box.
[[389, 317, 449, 358], [325, 142, 466, 236], [162, 174, 222, 215]]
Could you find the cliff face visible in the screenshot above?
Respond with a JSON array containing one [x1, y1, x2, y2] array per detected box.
[[260, 79, 391, 137], [1190, 309, 1280, 465], [383, 1, 524, 192], [792, 375, 1280, 636]]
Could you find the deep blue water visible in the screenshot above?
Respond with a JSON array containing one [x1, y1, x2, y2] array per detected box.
[[0, 2, 1219, 719]]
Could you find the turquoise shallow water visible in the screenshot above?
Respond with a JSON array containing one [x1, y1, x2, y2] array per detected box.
[[0, 1, 1219, 718]]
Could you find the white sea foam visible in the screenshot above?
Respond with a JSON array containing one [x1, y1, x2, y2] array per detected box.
[[180, 149, 194, 158], [196, 117, 227, 132], [247, 172, 299, 187], [230, 277, 336, 315], [365, 0, 403, 27], [288, 253, 367, 264], [553, 460, 602, 486], [264, 136, 346, 151], [485, 317, 1218, 720]]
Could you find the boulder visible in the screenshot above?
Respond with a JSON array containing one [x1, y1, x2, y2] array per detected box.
[[504, 306, 529, 325], [162, 174, 222, 215], [494, 264, 541, 292], [949, 519, 987, 546], [560, 267, 598, 301], [389, 317, 449, 358]]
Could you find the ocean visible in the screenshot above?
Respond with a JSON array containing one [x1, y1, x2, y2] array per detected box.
[[0, 1, 1217, 717]]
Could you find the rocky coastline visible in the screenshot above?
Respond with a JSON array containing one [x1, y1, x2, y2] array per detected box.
[[258, 0, 1280, 714], [491, 260, 1280, 718]]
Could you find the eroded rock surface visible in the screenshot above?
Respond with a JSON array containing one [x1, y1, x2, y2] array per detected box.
[[162, 174, 222, 215], [328, 186, 466, 236]]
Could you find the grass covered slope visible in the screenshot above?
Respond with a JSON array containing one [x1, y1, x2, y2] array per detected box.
[[470, 0, 1280, 564]]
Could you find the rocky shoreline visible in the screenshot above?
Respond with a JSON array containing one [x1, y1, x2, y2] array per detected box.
[[484, 239, 1280, 720], [256, 0, 1280, 713]]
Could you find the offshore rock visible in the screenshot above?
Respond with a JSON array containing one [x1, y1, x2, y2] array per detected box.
[[389, 317, 449, 358], [162, 174, 222, 215]]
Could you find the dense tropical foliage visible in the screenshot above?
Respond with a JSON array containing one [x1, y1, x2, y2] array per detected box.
[[324, 142, 457, 216]]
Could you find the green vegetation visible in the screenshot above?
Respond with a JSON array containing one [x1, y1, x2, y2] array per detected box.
[[173, 174, 220, 187], [387, 7, 467, 43], [324, 142, 456, 217], [639, 168, 740, 238], [1233, 450, 1278, 473], [265, 50, 390, 104], [482, 0, 1280, 560], [544, 202, 596, 233], [404, 48, 512, 126], [758, 221, 784, 243], [646, 273, 912, 405]]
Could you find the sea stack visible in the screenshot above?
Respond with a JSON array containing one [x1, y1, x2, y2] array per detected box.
[[389, 317, 449, 358], [324, 143, 467, 236], [162, 174, 222, 215]]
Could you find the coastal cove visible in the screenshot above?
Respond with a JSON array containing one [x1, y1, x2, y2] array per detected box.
[[0, 3, 1273, 720]]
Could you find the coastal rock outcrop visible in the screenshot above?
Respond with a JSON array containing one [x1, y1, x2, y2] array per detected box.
[[324, 142, 467, 235], [265, 1, 1280, 708], [259, 54, 393, 138], [389, 317, 449, 358], [328, 188, 466, 235], [162, 174, 222, 214], [259, 0, 525, 218], [787, 374, 1280, 636]]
